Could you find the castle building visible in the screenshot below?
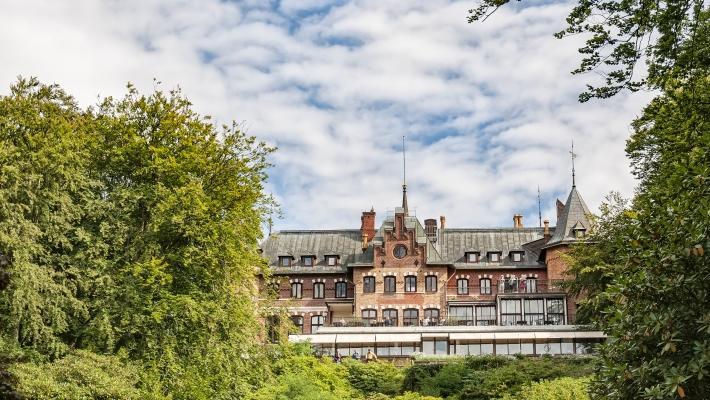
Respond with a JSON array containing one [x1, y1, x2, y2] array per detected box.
[[259, 181, 604, 357]]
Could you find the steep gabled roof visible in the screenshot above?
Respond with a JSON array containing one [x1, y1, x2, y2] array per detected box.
[[544, 186, 592, 248]]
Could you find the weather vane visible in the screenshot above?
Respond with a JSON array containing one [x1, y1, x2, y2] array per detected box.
[[570, 139, 577, 188]]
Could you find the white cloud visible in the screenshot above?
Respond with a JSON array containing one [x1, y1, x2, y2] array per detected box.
[[0, 0, 652, 231]]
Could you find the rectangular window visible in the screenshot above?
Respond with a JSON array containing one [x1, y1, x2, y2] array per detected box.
[[449, 306, 473, 326], [279, 256, 292, 267], [457, 278, 469, 295], [425, 275, 437, 292], [384, 276, 396, 293], [405, 276, 417, 292], [422, 339, 448, 355], [311, 315, 324, 333], [546, 298, 565, 324], [511, 252, 523, 262], [403, 308, 418, 326], [302, 256, 313, 266], [383, 309, 398, 326], [313, 282, 325, 299], [326, 255, 338, 266], [361, 309, 377, 326], [500, 299, 521, 325], [536, 339, 562, 355], [475, 305, 496, 326], [291, 283, 302, 299], [524, 299, 545, 325], [525, 278, 537, 293], [479, 278, 491, 295], [466, 252, 479, 263], [488, 252, 501, 262], [424, 308, 439, 325], [335, 282, 348, 298], [363, 276, 375, 293]]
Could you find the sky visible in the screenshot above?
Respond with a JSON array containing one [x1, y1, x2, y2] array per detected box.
[[0, 0, 652, 231]]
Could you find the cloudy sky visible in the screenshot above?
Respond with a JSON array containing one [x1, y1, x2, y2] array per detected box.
[[1, 0, 651, 231]]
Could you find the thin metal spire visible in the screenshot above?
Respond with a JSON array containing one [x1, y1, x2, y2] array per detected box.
[[570, 139, 577, 188], [537, 185, 542, 227], [402, 136, 408, 215]]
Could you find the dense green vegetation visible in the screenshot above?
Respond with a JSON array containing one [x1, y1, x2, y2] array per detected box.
[[0, 78, 275, 399], [470, 0, 709, 398]]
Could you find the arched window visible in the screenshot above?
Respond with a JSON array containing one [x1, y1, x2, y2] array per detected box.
[[457, 278, 469, 295], [290, 315, 304, 333], [384, 276, 396, 293], [291, 282, 302, 299], [403, 308, 419, 326], [383, 308, 398, 326], [313, 282, 325, 299], [424, 308, 439, 325], [311, 315, 325, 333], [361, 309, 377, 326], [479, 278, 491, 295], [405, 275, 417, 292]]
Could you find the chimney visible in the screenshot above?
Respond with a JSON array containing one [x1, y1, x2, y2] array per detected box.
[[513, 214, 523, 228], [543, 219, 550, 237], [424, 219, 438, 243], [360, 208, 376, 245], [440, 215, 446, 231]]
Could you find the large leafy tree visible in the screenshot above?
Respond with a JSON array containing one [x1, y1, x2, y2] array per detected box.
[[469, 1, 709, 399], [0, 78, 275, 398]]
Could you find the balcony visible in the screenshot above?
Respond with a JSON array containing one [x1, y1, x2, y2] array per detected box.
[[447, 279, 565, 301], [278, 287, 355, 302], [323, 313, 578, 328]]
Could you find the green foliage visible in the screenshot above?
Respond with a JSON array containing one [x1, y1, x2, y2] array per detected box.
[[469, 0, 709, 101], [343, 359, 405, 396], [0, 78, 276, 398], [499, 377, 590, 400], [249, 354, 358, 400], [403, 356, 594, 400], [8, 349, 161, 400]]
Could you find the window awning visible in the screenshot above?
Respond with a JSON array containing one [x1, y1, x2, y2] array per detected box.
[[336, 334, 376, 343], [375, 333, 421, 343], [574, 331, 606, 339], [449, 332, 495, 340]]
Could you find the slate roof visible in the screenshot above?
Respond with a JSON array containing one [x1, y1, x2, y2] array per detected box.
[[261, 230, 374, 274], [434, 227, 552, 269], [544, 186, 592, 248]]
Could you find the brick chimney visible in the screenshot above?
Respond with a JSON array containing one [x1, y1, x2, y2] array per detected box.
[[543, 219, 550, 237], [513, 214, 523, 228], [424, 218, 438, 243], [361, 208, 376, 244]]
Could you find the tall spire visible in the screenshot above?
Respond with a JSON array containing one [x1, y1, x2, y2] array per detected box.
[[537, 185, 542, 227], [402, 135, 408, 215], [570, 139, 577, 188]]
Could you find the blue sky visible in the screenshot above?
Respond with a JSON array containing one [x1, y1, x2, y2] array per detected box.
[[1, 0, 651, 230]]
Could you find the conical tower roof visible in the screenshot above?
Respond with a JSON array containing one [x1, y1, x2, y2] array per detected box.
[[544, 186, 592, 248]]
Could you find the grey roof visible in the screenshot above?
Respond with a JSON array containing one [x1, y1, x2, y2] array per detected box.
[[544, 186, 592, 248], [435, 227, 551, 268], [261, 230, 373, 274]]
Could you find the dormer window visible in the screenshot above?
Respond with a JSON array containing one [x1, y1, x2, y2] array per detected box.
[[301, 256, 314, 267], [278, 256, 292, 267], [574, 228, 586, 238], [510, 251, 524, 262], [325, 255, 339, 266], [466, 252, 479, 263], [488, 252, 502, 262]]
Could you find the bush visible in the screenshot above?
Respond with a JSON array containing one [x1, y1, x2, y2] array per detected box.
[[499, 377, 590, 400], [344, 359, 405, 396], [9, 350, 163, 400]]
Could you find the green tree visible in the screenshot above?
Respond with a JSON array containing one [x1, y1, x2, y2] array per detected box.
[[469, 0, 709, 101]]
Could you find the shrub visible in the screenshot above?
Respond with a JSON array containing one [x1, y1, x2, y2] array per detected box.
[[499, 377, 590, 400], [343, 359, 404, 396]]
